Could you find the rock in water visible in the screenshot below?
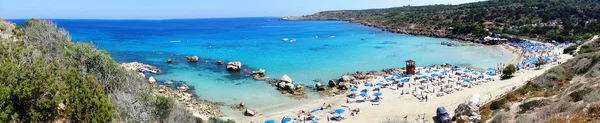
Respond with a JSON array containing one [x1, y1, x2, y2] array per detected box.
[[186, 56, 199, 62], [279, 74, 293, 83], [216, 60, 223, 65], [244, 109, 255, 116], [167, 58, 173, 63], [226, 61, 242, 71], [148, 76, 156, 83]]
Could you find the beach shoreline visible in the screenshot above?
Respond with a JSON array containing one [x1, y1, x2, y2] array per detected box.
[[231, 41, 570, 123]]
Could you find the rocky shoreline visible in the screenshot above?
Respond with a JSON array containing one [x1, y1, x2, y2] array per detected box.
[[120, 62, 222, 119]]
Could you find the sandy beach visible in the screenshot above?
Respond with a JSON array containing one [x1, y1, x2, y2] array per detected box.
[[230, 41, 571, 123]]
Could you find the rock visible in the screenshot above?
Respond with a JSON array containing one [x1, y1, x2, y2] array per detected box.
[[285, 83, 295, 90], [244, 109, 255, 116], [158, 88, 165, 93], [252, 69, 266, 76], [315, 82, 326, 91], [226, 61, 242, 71], [216, 60, 223, 65], [295, 84, 304, 89], [278, 82, 286, 89], [340, 74, 354, 82], [148, 76, 156, 84], [454, 103, 473, 118], [279, 74, 293, 83], [178, 85, 189, 92], [167, 58, 173, 63], [328, 80, 337, 87], [167, 81, 173, 85], [186, 56, 199, 62]]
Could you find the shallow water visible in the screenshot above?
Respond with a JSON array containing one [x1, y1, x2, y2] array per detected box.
[[11, 18, 513, 116]]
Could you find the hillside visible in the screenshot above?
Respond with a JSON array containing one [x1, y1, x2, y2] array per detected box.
[[475, 37, 600, 122], [0, 19, 197, 122], [287, 0, 600, 42]]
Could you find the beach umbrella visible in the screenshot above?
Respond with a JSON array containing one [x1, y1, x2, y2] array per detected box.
[[464, 79, 471, 82], [440, 71, 447, 75], [365, 83, 372, 87], [385, 77, 393, 81], [431, 73, 438, 77], [335, 108, 345, 114], [417, 72, 422, 75], [457, 68, 463, 70], [422, 75, 429, 79], [360, 92, 368, 97], [433, 69, 440, 72], [375, 92, 383, 96], [401, 79, 409, 83], [487, 68, 496, 71], [310, 121, 318, 123], [463, 70, 469, 73], [311, 109, 319, 113], [350, 88, 358, 92], [487, 72, 494, 76], [376, 82, 384, 86], [425, 70, 431, 73], [405, 74, 413, 77], [281, 118, 292, 123], [393, 73, 401, 78], [264, 120, 276, 123]]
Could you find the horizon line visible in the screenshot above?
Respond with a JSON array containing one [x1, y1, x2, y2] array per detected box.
[[2, 16, 297, 20]]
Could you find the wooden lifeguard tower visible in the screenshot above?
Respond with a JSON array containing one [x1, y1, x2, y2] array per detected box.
[[406, 60, 416, 74]]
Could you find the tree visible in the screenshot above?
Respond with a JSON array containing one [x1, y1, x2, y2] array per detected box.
[[155, 96, 174, 121], [502, 64, 517, 79], [535, 57, 545, 68]]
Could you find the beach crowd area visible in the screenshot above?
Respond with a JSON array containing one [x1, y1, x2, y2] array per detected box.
[[236, 40, 575, 123]]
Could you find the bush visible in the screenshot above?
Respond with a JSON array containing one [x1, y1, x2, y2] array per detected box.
[[518, 99, 550, 113], [563, 45, 578, 54], [155, 96, 174, 120], [502, 64, 516, 79], [490, 99, 507, 110], [569, 88, 593, 102], [196, 117, 204, 123], [0, 25, 5, 31]]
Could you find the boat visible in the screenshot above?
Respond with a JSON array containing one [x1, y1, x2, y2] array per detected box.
[[290, 38, 296, 42], [282, 38, 289, 41], [330, 36, 335, 38], [170, 40, 181, 43]]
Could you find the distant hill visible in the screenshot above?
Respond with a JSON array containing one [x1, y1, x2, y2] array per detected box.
[[287, 0, 600, 42]]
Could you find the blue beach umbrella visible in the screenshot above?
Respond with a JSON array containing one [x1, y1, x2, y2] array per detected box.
[[401, 79, 409, 83], [417, 72, 422, 75], [310, 121, 318, 123], [472, 72, 478, 75], [440, 71, 447, 75], [463, 70, 469, 73], [431, 73, 438, 77], [425, 70, 431, 73], [405, 74, 413, 77], [393, 73, 401, 77], [365, 83, 372, 87], [487, 72, 494, 76], [434, 69, 440, 72], [422, 75, 429, 79], [311, 109, 319, 113], [360, 92, 368, 97], [376, 82, 383, 86], [457, 68, 463, 70], [282, 118, 292, 123], [464, 79, 471, 82], [385, 77, 393, 81], [265, 120, 276, 123], [375, 91, 383, 96], [335, 108, 345, 114], [350, 88, 358, 92], [488, 68, 496, 71]]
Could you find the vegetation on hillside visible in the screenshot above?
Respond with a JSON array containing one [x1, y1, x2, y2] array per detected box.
[[477, 38, 600, 122], [0, 19, 196, 122], [297, 0, 600, 42]]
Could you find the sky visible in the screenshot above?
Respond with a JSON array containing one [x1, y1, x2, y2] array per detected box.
[[0, 0, 484, 19]]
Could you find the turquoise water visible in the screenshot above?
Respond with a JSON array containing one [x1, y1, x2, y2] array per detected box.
[[11, 18, 513, 116]]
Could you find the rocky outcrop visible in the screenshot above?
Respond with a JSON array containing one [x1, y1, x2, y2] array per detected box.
[[156, 85, 221, 117], [454, 103, 473, 119], [167, 58, 173, 63], [226, 61, 242, 71], [216, 60, 223, 65], [251, 69, 266, 80], [186, 56, 199, 62], [244, 109, 255, 116], [120, 62, 162, 73]]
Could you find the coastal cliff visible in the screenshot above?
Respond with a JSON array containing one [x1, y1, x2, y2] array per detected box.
[[284, 0, 600, 42]]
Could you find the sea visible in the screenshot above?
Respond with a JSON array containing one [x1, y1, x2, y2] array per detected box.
[[11, 17, 514, 117]]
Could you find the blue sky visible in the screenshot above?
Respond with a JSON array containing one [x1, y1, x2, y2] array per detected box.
[[0, 0, 483, 19]]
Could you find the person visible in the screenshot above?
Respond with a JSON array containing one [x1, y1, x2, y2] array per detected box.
[[425, 95, 428, 102]]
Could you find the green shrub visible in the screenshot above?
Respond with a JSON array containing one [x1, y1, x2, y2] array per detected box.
[[196, 117, 204, 123], [518, 100, 550, 113], [155, 96, 174, 120], [563, 45, 578, 54], [0, 25, 6, 31], [502, 64, 516, 79], [490, 99, 507, 110]]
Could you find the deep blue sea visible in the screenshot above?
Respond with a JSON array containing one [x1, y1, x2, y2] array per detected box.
[[11, 17, 513, 116]]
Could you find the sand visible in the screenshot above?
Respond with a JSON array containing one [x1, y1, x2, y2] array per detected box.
[[231, 45, 572, 123]]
